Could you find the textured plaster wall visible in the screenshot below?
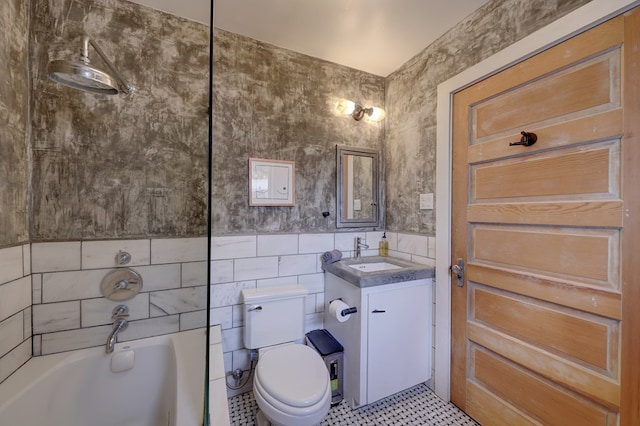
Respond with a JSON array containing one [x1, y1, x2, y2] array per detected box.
[[30, 0, 209, 241], [0, 0, 30, 248], [384, 0, 592, 234], [212, 29, 385, 234]]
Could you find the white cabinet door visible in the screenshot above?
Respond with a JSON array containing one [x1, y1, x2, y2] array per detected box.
[[366, 284, 430, 403]]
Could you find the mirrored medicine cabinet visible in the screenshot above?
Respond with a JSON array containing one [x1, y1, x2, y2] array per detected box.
[[336, 145, 381, 229]]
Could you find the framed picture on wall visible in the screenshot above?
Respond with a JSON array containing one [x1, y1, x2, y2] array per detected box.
[[249, 158, 296, 206]]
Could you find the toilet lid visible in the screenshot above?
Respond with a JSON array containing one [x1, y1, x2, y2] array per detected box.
[[256, 344, 329, 408]]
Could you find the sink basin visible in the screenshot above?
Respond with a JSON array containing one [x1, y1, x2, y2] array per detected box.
[[349, 262, 402, 273], [322, 255, 435, 288]]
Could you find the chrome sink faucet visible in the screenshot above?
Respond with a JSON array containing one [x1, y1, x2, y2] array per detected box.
[[106, 304, 129, 354], [355, 237, 369, 259]]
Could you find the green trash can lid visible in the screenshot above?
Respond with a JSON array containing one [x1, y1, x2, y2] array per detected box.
[[306, 329, 344, 356]]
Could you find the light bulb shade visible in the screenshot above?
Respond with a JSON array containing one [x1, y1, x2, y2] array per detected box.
[[336, 99, 356, 115], [367, 106, 386, 122], [337, 99, 385, 122]]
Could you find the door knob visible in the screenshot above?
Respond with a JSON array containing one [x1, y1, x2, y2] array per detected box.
[[450, 258, 465, 287]]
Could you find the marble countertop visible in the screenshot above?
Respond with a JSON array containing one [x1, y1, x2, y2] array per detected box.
[[322, 256, 435, 288]]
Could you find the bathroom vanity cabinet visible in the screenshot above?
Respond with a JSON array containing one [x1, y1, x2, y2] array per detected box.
[[324, 273, 432, 408]]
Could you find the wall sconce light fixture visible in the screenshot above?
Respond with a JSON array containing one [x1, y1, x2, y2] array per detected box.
[[336, 99, 386, 122]]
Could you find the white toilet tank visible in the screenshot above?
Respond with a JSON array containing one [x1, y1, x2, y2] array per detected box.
[[241, 285, 309, 349]]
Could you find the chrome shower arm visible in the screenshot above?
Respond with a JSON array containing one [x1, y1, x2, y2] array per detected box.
[[83, 36, 135, 95]]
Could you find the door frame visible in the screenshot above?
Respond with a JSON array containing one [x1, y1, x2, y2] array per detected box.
[[433, 0, 640, 402]]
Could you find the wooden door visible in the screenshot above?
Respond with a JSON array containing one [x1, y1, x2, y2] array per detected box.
[[451, 9, 640, 426]]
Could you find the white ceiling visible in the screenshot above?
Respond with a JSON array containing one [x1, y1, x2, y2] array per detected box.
[[128, 0, 489, 77]]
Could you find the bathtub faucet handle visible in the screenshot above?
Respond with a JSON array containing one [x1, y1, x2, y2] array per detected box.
[[112, 304, 129, 320], [116, 250, 131, 265], [115, 279, 131, 289]]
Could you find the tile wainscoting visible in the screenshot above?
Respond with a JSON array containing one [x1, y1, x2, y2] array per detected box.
[[209, 325, 231, 425], [210, 231, 435, 396], [30, 238, 208, 356], [0, 244, 32, 383], [0, 231, 434, 390]]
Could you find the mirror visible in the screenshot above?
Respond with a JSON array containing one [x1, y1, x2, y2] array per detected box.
[[336, 145, 380, 228]]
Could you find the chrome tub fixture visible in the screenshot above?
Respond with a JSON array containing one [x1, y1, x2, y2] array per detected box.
[[106, 304, 129, 353]]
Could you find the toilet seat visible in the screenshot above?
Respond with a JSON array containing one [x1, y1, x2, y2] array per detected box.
[[256, 344, 329, 407], [254, 373, 330, 417], [254, 344, 331, 425]]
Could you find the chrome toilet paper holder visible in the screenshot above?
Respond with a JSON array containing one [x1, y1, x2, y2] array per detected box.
[[329, 299, 357, 317]]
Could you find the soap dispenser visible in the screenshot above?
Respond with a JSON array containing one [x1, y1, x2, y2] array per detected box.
[[379, 232, 389, 257]]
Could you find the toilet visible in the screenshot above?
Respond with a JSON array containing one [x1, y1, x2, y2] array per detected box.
[[242, 285, 331, 426]]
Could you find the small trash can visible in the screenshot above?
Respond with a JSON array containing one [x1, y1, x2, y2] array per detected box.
[[305, 329, 344, 405]]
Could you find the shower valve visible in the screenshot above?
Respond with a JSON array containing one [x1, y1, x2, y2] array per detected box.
[[112, 304, 130, 320], [116, 250, 131, 265]]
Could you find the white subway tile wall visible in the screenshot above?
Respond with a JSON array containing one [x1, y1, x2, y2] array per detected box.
[[31, 242, 81, 273], [0, 244, 32, 383], [40, 324, 113, 354], [182, 261, 208, 287], [0, 232, 432, 387], [0, 246, 23, 285], [81, 239, 151, 269], [208, 325, 231, 425], [209, 231, 434, 388], [151, 237, 208, 264], [334, 232, 366, 252], [0, 277, 31, 320], [0, 340, 31, 384], [81, 294, 150, 327], [211, 235, 256, 260], [278, 254, 317, 276], [32, 301, 81, 333], [0, 313, 25, 360], [120, 315, 180, 342], [257, 234, 298, 256], [234, 257, 278, 281], [398, 233, 430, 258], [211, 260, 234, 284], [22, 245, 31, 276], [31, 237, 208, 356], [298, 233, 334, 254]]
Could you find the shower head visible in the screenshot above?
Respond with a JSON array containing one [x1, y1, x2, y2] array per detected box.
[[47, 36, 135, 96], [47, 59, 120, 95]]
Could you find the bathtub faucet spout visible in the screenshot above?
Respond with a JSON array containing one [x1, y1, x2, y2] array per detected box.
[[106, 305, 130, 354], [106, 319, 128, 353]]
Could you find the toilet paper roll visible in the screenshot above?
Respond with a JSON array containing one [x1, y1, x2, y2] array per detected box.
[[329, 299, 353, 323]]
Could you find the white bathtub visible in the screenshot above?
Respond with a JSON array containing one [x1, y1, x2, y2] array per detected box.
[[0, 329, 206, 426]]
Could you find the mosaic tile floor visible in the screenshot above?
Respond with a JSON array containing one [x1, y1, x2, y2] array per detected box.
[[228, 383, 479, 425]]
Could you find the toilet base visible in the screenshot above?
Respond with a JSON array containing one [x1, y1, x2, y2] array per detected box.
[[256, 408, 324, 426], [255, 410, 271, 426]]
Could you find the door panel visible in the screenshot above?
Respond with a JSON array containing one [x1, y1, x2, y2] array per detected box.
[[474, 53, 620, 139], [471, 225, 617, 286], [472, 142, 618, 201], [471, 348, 617, 426], [467, 109, 623, 164], [471, 287, 617, 371], [467, 200, 623, 228], [451, 9, 639, 425], [467, 322, 620, 409], [468, 264, 622, 320]]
